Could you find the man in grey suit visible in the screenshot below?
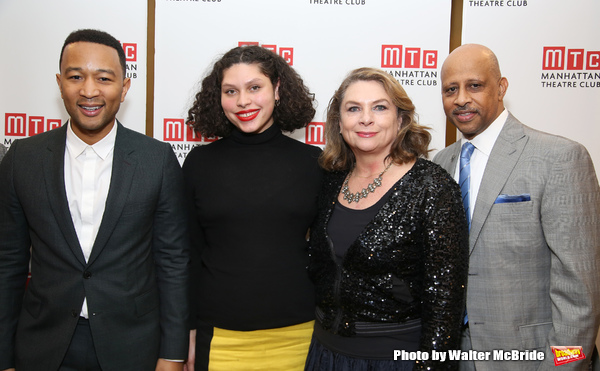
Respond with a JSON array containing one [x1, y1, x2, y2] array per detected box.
[[0, 144, 6, 162], [433, 44, 600, 370], [0, 29, 189, 371]]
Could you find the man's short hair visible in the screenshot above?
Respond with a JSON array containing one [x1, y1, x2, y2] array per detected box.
[[59, 29, 127, 78]]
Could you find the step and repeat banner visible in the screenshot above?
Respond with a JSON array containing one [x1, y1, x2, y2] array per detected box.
[[461, 0, 600, 171], [0, 0, 148, 146], [153, 0, 452, 164], [1, 0, 598, 172]]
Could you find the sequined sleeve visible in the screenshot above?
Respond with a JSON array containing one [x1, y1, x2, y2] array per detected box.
[[415, 171, 469, 371]]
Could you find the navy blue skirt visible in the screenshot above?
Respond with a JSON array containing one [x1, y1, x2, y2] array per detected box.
[[304, 336, 414, 371]]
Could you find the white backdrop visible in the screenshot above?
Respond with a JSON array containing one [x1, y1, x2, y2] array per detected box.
[[2, 1, 597, 171], [0, 0, 148, 145], [153, 0, 452, 164], [462, 0, 600, 173]]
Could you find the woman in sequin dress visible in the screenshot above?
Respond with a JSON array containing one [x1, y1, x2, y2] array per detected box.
[[182, 46, 323, 370], [305, 67, 468, 371]]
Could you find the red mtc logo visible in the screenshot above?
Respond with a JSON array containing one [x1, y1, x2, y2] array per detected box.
[[163, 118, 217, 143], [5, 113, 61, 137], [238, 42, 294, 65], [381, 45, 438, 69], [543, 47, 600, 70], [305, 122, 325, 145], [123, 43, 137, 62]]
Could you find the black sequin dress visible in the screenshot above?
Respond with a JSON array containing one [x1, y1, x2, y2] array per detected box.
[[306, 158, 468, 371]]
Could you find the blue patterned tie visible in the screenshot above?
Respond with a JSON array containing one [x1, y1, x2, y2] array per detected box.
[[459, 142, 475, 230], [459, 142, 475, 326]]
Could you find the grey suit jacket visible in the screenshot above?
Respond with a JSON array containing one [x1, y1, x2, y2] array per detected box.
[[0, 122, 190, 371], [433, 113, 600, 370], [0, 143, 7, 163]]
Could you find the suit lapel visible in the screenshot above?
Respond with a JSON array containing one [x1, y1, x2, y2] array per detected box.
[[469, 114, 528, 253], [439, 142, 461, 177], [87, 123, 137, 265], [43, 125, 87, 265]]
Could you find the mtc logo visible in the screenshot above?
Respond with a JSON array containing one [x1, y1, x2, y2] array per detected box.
[[5, 113, 61, 137], [543, 47, 600, 70], [305, 122, 325, 145], [381, 45, 438, 69], [163, 118, 217, 143], [238, 42, 294, 65], [123, 43, 137, 62]]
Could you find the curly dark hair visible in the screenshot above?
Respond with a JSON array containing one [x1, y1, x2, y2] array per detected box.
[[320, 67, 431, 171], [186, 45, 316, 138]]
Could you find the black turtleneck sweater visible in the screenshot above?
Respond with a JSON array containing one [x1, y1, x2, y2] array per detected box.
[[182, 124, 323, 331]]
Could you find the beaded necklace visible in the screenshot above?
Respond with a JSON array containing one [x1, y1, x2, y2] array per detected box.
[[341, 162, 393, 204]]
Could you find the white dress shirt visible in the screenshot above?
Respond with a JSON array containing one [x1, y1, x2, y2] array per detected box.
[[453, 109, 508, 221], [64, 122, 116, 318]]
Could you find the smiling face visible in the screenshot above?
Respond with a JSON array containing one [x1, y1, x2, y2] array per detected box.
[[56, 41, 130, 144], [220, 63, 280, 134], [339, 80, 401, 157], [441, 44, 508, 140]]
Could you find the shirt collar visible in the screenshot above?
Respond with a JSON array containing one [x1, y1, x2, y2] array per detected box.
[[66, 121, 118, 160], [461, 109, 508, 156]]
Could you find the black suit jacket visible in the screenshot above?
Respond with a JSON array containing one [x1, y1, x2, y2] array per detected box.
[[0, 122, 190, 371]]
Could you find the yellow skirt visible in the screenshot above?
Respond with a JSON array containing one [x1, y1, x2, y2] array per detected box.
[[207, 320, 314, 371]]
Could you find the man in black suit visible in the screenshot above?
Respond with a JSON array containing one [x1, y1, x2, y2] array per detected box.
[[0, 29, 190, 371]]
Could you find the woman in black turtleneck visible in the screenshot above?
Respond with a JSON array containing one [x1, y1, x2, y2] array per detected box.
[[182, 45, 322, 370]]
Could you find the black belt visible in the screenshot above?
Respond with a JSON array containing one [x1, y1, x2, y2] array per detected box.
[[315, 306, 421, 336]]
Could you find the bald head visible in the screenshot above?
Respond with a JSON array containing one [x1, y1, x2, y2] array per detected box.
[[440, 44, 508, 140], [442, 44, 502, 82]]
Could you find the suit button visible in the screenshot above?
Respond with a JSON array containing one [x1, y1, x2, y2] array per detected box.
[[71, 310, 78, 318], [83, 271, 92, 279]]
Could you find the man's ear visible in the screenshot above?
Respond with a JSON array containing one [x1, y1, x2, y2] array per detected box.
[[121, 78, 131, 103], [498, 77, 508, 100], [56, 73, 64, 99]]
